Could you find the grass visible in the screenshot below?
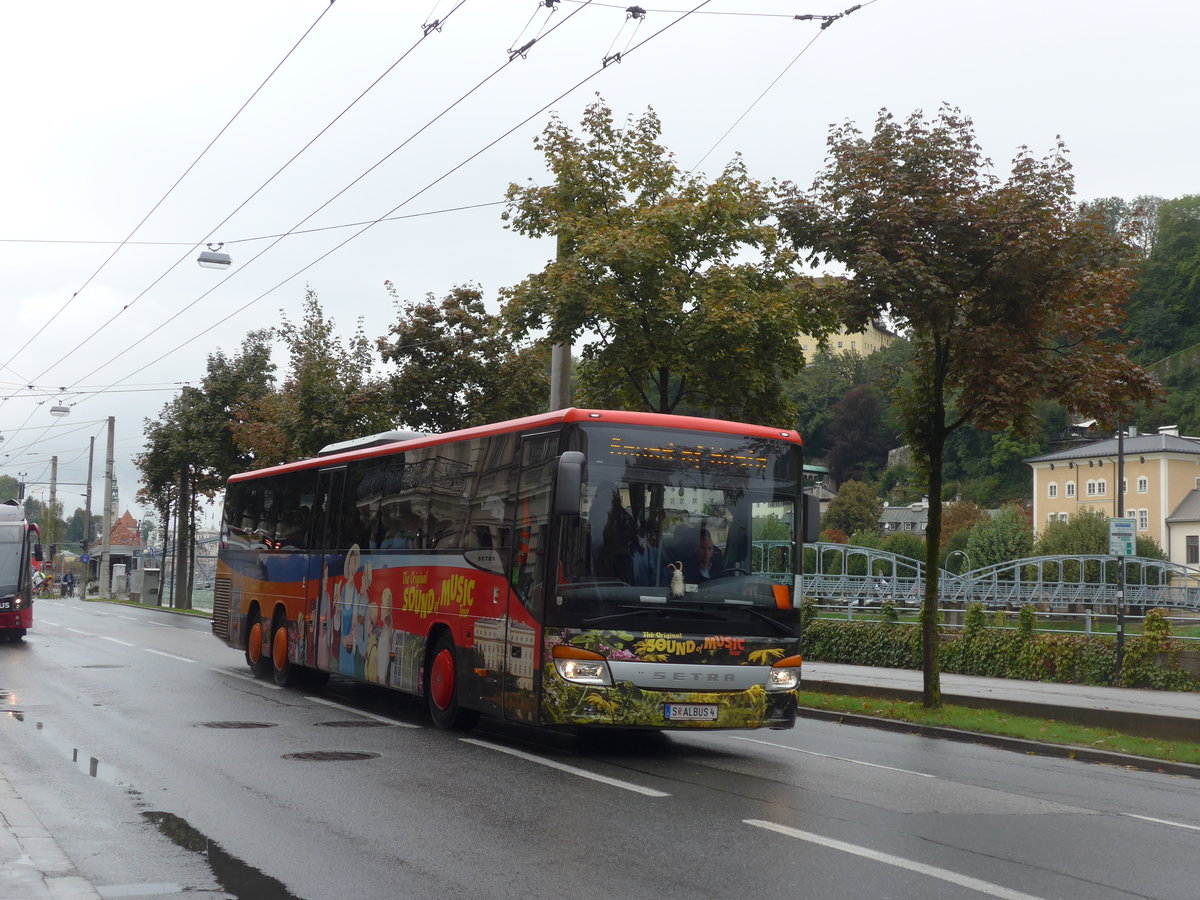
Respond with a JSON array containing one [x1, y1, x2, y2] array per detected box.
[[796, 689, 1200, 766], [82, 596, 212, 618]]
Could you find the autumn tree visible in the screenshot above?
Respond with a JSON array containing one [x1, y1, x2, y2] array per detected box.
[[378, 283, 548, 431], [502, 98, 833, 425], [779, 106, 1158, 706]]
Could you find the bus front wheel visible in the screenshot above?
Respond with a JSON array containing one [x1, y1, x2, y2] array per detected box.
[[426, 634, 479, 731]]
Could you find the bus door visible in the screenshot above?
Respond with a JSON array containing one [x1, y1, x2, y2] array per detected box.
[[307, 466, 345, 671], [503, 433, 558, 722]]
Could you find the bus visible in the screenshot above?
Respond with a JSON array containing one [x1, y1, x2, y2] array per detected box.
[[213, 409, 818, 731], [0, 499, 41, 642]]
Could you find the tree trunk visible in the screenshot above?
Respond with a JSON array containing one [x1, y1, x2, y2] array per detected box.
[[921, 439, 945, 708], [173, 467, 192, 611]]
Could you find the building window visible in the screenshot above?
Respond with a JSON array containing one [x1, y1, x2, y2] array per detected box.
[[1048, 483, 1058, 498], [1097, 479, 1107, 496], [1137, 508, 1149, 531], [1189, 535, 1200, 565], [1137, 476, 1148, 493], [1066, 482, 1076, 498], [1059, 513, 1069, 522], [1086, 480, 1096, 496], [1122, 478, 1128, 495]]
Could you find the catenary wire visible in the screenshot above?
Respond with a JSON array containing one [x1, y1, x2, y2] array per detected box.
[[26, 0, 470, 387], [1, 0, 339, 389], [70, 1, 712, 408]]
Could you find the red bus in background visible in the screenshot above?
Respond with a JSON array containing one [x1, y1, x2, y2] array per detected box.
[[0, 499, 41, 642], [212, 409, 819, 731]]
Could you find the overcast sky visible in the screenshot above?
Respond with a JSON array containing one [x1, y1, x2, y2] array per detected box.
[[2, 0, 1195, 529]]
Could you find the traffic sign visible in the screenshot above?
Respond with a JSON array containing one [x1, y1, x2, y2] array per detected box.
[[1108, 517, 1136, 556]]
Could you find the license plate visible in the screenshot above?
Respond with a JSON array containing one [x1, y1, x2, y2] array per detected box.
[[665, 703, 718, 721]]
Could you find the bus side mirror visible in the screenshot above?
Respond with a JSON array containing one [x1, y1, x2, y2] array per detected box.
[[802, 492, 821, 544], [554, 451, 585, 518]]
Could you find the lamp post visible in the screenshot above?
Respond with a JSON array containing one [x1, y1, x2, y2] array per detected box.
[[197, 243, 232, 269]]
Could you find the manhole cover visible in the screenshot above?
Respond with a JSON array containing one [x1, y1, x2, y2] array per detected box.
[[81, 664, 128, 669], [282, 751, 380, 762], [314, 720, 390, 728], [198, 721, 278, 729]]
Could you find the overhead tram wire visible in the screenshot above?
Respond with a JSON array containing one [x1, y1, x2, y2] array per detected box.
[[689, 2, 871, 174], [70, 0, 713, 408], [62, 1, 597, 395], [2, 0, 340, 388], [28, 0, 471, 388]]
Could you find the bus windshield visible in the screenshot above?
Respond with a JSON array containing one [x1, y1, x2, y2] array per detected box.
[[0, 523, 24, 595], [553, 424, 801, 625]]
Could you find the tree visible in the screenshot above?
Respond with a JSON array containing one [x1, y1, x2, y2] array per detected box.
[[965, 505, 1033, 571], [378, 283, 548, 431], [825, 386, 889, 483], [780, 106, 1158, 706], [822, 480, 882, 536], [234, 289, 393, 464], [502, 98, 834, 424]]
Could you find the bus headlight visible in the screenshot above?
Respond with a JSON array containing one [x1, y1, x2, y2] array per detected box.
[[767, 655, 802, 692], [551, 646, 613, 686]]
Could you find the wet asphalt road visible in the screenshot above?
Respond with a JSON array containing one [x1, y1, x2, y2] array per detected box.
[[2, 598, 1199, 900]]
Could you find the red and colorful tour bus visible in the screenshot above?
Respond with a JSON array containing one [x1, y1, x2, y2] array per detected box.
[[213, 409, 818, 730], [0, 499, 41, 642]]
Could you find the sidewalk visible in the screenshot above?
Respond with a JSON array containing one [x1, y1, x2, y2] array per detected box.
[[801, 661, 1200, 777], [0, 773, 100, 900]]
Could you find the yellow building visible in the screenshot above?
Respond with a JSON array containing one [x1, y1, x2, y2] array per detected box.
[[797, 320, 898, 360], [1026, 427, 1200, 565]]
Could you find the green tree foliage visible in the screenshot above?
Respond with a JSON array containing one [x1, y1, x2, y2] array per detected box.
[[822, 480, 881, 536], [965, 505, 1033, 571], [1126, 195, 1200, 362], [378, 283, 547, 431], [502, 98, 835, 424], [779, 106, 1157, 706], [234, 290, 393, 465], [1034, 507, 1109, 556], [884, 530, 925, 563]]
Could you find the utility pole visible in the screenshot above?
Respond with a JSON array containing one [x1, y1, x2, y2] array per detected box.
[[548, 233, 572, 410], [99, 417, 114, 598], [1115, 424, 1126, 679], [79, 437, 94, 600], [48, 456, 58, 547]]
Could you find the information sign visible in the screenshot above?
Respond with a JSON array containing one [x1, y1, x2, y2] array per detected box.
[[1108, 517, 1136, 556]]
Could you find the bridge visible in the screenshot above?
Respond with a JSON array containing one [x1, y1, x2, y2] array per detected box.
[[758, 542, 1200, 612]]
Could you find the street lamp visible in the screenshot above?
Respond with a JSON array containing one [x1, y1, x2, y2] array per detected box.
[[946, 549, 971, 573], [197, 242, 232, 269]]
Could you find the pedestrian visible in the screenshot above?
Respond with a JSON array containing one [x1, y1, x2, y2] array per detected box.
[[61, 570, 76, 598]]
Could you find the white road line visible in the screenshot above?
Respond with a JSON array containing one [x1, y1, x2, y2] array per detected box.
[[207, 667, 282, 689], [1125, 814, 1200, 833], [304, 696, 421, 727], [744, 820, 1045, 900], [100, 636, 135, 647], [731, 735, 936, 778], [461, 738, 670, 797], [66, 627, 93, 636], [144, 649, 195, 663]]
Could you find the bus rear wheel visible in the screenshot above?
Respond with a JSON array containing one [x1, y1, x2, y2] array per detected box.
[[245, 611, 270, 678], [426, 633, 479, 731], [271, 616, 296, 687]]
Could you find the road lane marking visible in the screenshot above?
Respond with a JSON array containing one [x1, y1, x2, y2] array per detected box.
[[100, 636, 135, 647], [461, 738, 670, 797], [305, 695, 420, 728], [66, 627, 93, 636], [1125, 814, 1200, 832], [144, 649, 195, 663], [208, 668, 283, 689], [731, 736, 936, 778], [744, 820, 1045, 900]]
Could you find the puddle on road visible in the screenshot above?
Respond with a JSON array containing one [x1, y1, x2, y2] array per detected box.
[[143, 810, 308, 900]]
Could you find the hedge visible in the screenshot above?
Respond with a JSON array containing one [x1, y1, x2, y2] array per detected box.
[[800, 603, 1200, 692]]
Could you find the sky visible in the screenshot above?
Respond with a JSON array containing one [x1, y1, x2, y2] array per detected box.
[[2, 0, 1196, 531]]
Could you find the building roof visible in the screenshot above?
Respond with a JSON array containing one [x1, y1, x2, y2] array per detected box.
[[108, 511, 143, 550], [1167, 490, 1200, 524], [1026, 433, 1200, 464]]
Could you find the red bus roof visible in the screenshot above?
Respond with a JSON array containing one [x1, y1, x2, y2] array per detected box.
[[227, 408, 802, 483]]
